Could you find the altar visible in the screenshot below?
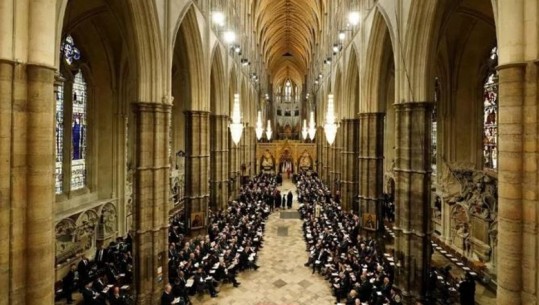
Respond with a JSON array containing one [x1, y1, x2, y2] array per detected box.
[[256, 140, 316, 174]]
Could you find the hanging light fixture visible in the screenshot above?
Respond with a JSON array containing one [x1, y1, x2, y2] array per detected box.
[[308, 111, 317, 140], [302, 119, 308, 140], [324, 94, 339, 145], [229, 93, 244, 145], [265, 120, 273, 140], [255, 111, 264, 140]]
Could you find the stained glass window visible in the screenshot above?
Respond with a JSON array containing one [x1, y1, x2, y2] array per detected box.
[[56, 35, 90, 195], [483, 47, 498, 169], [71, 70, 87, 190], [432, 77, 440, 173], [61, 35, 81, 65], [55, 80, 64, 194]]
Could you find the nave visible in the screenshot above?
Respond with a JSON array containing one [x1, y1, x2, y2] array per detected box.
[[193, 179, 335, 305]]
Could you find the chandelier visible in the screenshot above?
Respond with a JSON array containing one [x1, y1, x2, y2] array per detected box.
[[229, 93, 244, 145], [265, 120, 273, 140], [308, 111, 316, 140], [255, 111, 264, 140], [324, 94, 339, 145], [301, 119, 308, 140]]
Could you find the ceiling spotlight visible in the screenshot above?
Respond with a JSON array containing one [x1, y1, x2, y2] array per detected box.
[[348, 11, 360, 26], [241, 58, 249, 66], [234, 45, 241, 53], [314, 80, 319, 85], [324, 57, 332, 65], [212, 11, 226, 26], [338, 31, 346, 41], [223, 30, 236, 44], [333, 43, 342, 53], [318, 73, 323, 79]]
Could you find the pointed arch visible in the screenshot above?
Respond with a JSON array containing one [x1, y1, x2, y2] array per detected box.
[[172, 5, 207, 110], [210, 45, 226, 115], [362, 9, 394, 113], [344, 47, 360, 118]]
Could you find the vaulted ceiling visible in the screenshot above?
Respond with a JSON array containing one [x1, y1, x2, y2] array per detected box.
[[253, 0, 325, 87]]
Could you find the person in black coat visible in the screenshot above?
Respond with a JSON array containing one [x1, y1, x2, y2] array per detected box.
[[109, 287, 126, 305], [62, 264, 77, 304], [274, 192, 281, 209], [287, 191, 293, 209], [282, 195, 287, 209], [458, 272, 476, 305], [77, 256, 90, 289], [161, 284, 175, 305]]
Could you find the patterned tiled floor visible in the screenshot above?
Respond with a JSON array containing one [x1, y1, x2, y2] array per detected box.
[[193, 180, 336, 305]]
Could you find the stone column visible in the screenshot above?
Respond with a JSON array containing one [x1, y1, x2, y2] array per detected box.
[[0, 60, 13, 305], [392, 102, 432, 301], [358, 113, 385, 230], [184, 111, 210, 228], [496, 63, 526, 305], [228, 136, 238, 200], [132, 102, 171, 305], [24, 64, 56, 305], [330, 127, 343, 195], [340, 118, 359, 211], [210, 114, 229, 211]]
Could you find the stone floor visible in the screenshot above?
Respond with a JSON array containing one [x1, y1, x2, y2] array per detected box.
[[193, 180, 336, 305]]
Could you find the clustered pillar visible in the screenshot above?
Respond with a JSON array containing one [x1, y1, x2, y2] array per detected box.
[[358, 113, 385, 229], [496, 63, 526, 305], [184, 111, 210, 226], [340, 118, 360, 211], [210, 114, 229, 211], [392, 102, 432, 301], [132, 103, 171, 305]]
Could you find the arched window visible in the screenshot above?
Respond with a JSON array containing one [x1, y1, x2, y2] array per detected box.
[[55, 35, 89, 195], [432, 77, 440, 174], [483, 47, 498, 170]]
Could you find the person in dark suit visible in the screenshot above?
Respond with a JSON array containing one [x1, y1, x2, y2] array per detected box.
[[82, 281, 104, 305], [109, 287, 126, 305], [282, 195, 287, 209], [78, 256, 90, 289], [92, 275, 106, 295], [161, 284, 175, 305], [95, 245, 108, 267], [274, 191, 281, 209], [287, 191, 293, 209], [63, 264, 77, 304]]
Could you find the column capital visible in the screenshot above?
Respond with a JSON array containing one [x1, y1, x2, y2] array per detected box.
[[358, 111, 385, 117], [394, 101, 434, 111], [133, 102, 171, 113], [184, 110, 211, 115], [497, 62, 527, 71]]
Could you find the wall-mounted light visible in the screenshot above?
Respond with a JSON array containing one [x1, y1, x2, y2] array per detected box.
[[333, 43, 342, 54], [212, 11, 226, 27], [348, 11, 360, 26], [223, 30, 236, 44]]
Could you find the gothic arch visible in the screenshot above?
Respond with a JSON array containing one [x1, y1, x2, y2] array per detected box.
[[362, 9, 394, 113], [343, 47, 360, 118], [172, 5, 207, 111], [55, 0, 163, 103], [210, 45, 226, 115]]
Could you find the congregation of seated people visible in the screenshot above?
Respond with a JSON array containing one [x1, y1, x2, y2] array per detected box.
[[60, 235, 134, 305], [164, 173, 277, 304], [296, 172, 401, 305]]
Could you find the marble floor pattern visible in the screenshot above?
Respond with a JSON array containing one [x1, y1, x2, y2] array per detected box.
[[193, 180, 336, 305]]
